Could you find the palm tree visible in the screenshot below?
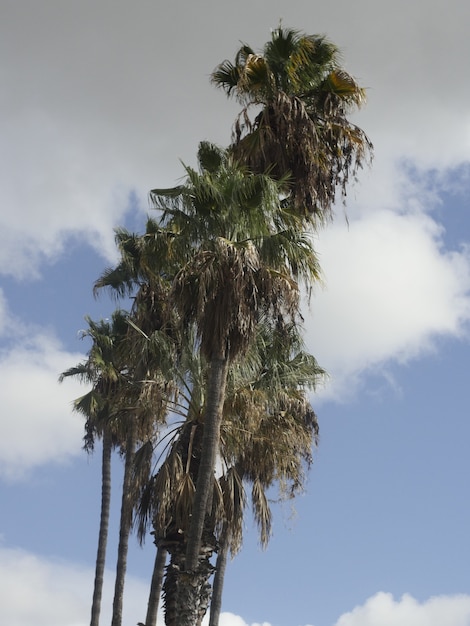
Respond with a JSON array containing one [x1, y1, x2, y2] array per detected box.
[[133, 317, 323, 626], [133, 328, 215, 626], [111, 315, 178, 626], [211, 25, 373, 222], [149, 142, 321, 625], [95, 232, 181, 626], [60, 311, 129, 626], [63, 305, 172, 626], [109, 318, 176, 626]]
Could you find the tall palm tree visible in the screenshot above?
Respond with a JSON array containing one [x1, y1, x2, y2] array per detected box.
[[109, 321, 176, 626], [133, 317, 323, 626], [111, 312, 178, 626], [211, 26, 373, 222], [149, 142, 321, 625], [95, 232, 181, 626], [133, 328, 215, 626], [60, 311, 129, 626]]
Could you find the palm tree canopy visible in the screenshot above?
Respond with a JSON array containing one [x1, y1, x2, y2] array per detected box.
[[59, 311, 131, 450], [211, 26, 373, 222], [150, 142, 320, 362]]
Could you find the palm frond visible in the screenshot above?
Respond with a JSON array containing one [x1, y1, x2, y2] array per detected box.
[[251, 477, 272, 547]]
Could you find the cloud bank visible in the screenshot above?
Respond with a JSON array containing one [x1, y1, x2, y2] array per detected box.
[[1, 0, 470, 455], [2, 0, 470, 279]]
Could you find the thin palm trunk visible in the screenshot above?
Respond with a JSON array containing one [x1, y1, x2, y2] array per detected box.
[[144, 545, 167, 626], [90, 428, 112, 626], [111, 418, 137, 626], [208, 521, 230, 626]]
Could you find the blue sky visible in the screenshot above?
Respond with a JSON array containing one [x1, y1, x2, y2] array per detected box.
[[1, 1, 470, 625]]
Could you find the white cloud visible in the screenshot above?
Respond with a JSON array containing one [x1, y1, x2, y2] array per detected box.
[[306, 207, 470, 400], [0, 105, 132, 278], [217, 614, 257, 626], [334, 591, 470, 626], [0, 291, 12, 334], [0, 546, 90, 626], [0, 2, 231, 280], [0, 335, 84, 480], [0, 545, 150, 626], [0, 305, 86, 480]]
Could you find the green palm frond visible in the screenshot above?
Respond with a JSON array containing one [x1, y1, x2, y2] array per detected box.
[[211, 60, 241, 97], [93, 263, 136, 299], [73, 389, 105, 419], [59, 362, 92, 384], [197, 141, 225, 173], [135, 476, 155, 544]]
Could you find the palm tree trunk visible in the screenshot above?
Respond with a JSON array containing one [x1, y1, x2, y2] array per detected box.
[[90, 428, 112, 626], [185, 355, 229, 571], [162, 541, 185, 626], [208, 522, 230, 626], [165, 544, 214, 626], [144, 545, 167, 626], [111, 418, 136, 626], [169, 354, 228, 626]]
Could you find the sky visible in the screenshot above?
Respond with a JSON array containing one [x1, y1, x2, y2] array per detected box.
[[1, 1, 470, 625]]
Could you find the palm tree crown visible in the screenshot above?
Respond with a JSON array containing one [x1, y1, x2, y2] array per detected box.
[[212, 26, 373, 222], [151, 141, 320, 363]]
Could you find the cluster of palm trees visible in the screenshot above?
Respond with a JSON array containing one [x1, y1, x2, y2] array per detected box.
[[61, 27, 371, 626]]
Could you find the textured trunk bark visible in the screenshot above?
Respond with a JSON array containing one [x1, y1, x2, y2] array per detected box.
[[90, 429, 112, 626], [185, 355, 229, 571], [164, 543, 215, 626], [162, 542, 184, 626], [208, 522, 230, 626], [167, 354, 228, 626], [144, 545, 167, 626], [111, 418, 136, 626]]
